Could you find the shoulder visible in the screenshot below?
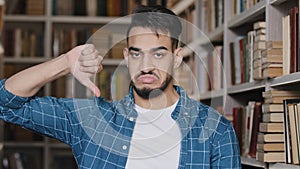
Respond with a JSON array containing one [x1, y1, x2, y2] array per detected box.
[[191, 100, 235, 142]]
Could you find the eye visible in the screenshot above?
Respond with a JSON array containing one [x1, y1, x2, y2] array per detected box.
[[129, 52, 141, 58], [153, 52, 164, 59]]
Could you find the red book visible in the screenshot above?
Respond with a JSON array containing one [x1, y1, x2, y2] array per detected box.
[[233, 107, 244, 153], [248, 102, 262, 158], [233, 107, 240, 135], [289, 6, 298, 73]]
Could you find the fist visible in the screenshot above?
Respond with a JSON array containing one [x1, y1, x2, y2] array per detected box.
[[65, 44, 103, 97]]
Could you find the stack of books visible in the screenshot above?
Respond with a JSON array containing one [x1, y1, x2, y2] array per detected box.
[[257, 90, 300, 162], [262, 41, 283, 78], [283, 99, 300, 164], [253, 21, 266, 80]]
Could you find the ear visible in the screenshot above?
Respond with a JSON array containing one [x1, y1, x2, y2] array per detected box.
[[173, 47, 183, 68], [123, 48, 129, 67]]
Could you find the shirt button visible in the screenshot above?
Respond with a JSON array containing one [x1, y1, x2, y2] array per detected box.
[[122, 145, 127, 150], [129, 117, 134, 122]]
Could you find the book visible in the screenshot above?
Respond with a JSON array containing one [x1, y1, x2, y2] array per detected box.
[[257, 133, 284, 143], [289, 6, 299, 73], [288, 103, 299, 164], [244, 101, 255, 155], [264, 96, 300, 104], [233, 107, 246, 154], [229, 42, 236, 85], [257, 151, 285, 162], [86, 0, 97, 16], [263, 90, 300, 98], [261, 56, 283, 64], [233, 36, 245, 84], [267, 41, 283, 49], [254, 41, 266, 51], [97, 0, 107, 16], [257, 143, 285, 151], [254, 21, 266, 30], [254, 50, 263, 59], [26, 0, 45, 15], [261, 48, 283, 57], [256, 28, 266, 35], [262, 67, 282, 78], [282, 14, 291, 75], [247, 30, 255, 82], [259, 122, 284, 133], [263, 113, 284, 123], [255, 34, 266, 41], [299, 1, 300, 72], [262, 103, 284, 113], [248, 102, 262, 158], [283, 99, 300, 164]]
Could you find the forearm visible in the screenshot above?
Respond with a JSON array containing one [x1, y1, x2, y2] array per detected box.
[[5, 54, 70, 97]]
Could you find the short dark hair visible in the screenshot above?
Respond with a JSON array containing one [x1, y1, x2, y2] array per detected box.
[[126, 5, 182, 50]]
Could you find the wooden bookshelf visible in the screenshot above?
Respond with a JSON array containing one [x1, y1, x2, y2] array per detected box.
[[1, 1, 196, 169], [2, 0, 300, 168], [183, 0, 300, 168]]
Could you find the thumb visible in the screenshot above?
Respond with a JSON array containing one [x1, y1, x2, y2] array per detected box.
[[85, 79, 101, 97]]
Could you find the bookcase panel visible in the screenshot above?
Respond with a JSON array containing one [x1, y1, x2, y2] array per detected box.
[[3, 147, 43, 169], [1, 0, 300, 168], [48, 148, 77, 169]]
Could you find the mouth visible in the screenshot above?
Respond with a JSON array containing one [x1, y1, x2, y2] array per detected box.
[[136, 74, 158, 84]]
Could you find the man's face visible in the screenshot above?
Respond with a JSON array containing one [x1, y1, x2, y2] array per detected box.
[[123, 27, 182, 99]]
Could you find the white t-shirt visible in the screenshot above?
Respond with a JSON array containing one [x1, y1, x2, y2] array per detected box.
[[125, 101, 181, 169]]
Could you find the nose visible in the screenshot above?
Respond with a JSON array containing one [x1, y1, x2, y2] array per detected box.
[[140, 55, 155, 73]]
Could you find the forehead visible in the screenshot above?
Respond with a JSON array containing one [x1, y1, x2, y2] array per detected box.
[[127, 27, 172, 49]]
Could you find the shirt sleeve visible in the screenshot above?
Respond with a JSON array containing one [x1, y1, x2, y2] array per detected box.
[[0, 79, 77, 146], [211, 118, 242, 169]]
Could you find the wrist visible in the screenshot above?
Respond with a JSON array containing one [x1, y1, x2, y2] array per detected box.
[[57, 54, 71, 76]]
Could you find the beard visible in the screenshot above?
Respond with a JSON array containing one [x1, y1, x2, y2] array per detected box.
[[132, 74, 173, 99]]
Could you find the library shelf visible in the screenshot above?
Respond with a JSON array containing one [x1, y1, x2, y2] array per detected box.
[[228, 0, 266, 28], [269, 0, 290, 5], [199, 89, 224, 101], [268, 163, 300, 169], [4, 15, 46, 22], [241, 157, 267, 168], [51, 16, 131, 24], [4, 57, 124, 66], [207, 24, 224, 42], [4, 142, 45, 148], [227, 80, 266, 95], [269, 72, 300, 87]]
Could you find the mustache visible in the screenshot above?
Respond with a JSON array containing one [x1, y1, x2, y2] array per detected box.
[[135, 71, 159, 79]]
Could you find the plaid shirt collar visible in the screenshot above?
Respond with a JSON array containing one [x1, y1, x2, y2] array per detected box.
[[113, 85, 201, 136]]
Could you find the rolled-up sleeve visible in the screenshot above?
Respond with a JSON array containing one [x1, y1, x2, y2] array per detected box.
[[0, 79, 75, 145]]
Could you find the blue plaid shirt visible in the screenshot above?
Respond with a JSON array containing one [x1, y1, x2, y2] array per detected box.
[[0, 79, 241, 168]]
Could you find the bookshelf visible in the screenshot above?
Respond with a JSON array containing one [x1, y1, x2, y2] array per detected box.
[[1, 0, 197, 169], [2, 0, 300, 168], [183, 0, 300, 168]]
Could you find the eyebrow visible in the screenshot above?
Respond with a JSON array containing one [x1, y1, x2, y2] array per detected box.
[[128, 46, 169, 53]]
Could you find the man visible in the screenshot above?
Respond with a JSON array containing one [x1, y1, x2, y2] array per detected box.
[[0, 6, 241, 168]]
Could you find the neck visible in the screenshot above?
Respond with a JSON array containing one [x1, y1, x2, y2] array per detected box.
[[133, 83, 179, 110]]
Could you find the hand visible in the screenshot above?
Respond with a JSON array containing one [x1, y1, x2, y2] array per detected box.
[[64, 44, 103, 97]]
